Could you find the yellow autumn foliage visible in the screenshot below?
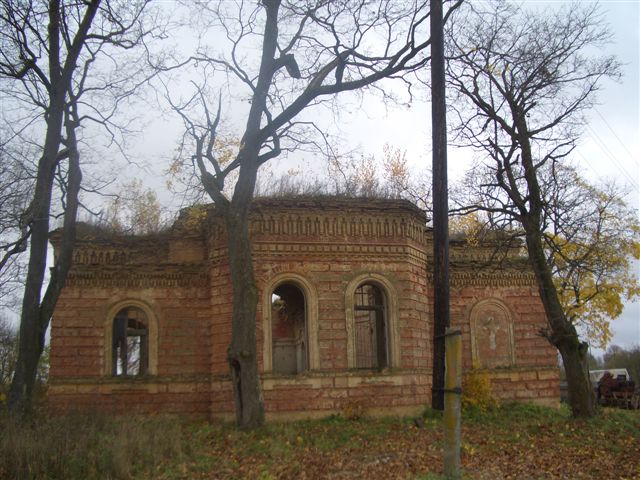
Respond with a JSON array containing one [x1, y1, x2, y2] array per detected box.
[[166, 137, 241, 201], [462, 367, 500, 412], [104, 179, 164, 234], [449, 212, 484, 246], [547, 179, 640, 349]]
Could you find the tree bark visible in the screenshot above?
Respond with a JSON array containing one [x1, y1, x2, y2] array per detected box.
[[217, 0, 281, 429], [9, 105, 83, 414], [523, 224, 596, 417], [515, 113, 597, 418], [559, 341, 595, 416], [7, 0, 98, 415], [224, 196, 265, 429], [8, 101, 64, 413]]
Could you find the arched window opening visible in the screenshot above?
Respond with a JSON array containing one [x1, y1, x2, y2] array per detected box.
[[271, 283, 307, 375], [354, 283, 388, 369], [112, 307, 149, 376]]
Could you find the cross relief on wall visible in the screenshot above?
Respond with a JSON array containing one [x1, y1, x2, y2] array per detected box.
[[482, 316, 502, 350], [470, 300, 516, 369]]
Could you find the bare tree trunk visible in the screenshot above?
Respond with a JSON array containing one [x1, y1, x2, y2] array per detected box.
[[9, 106, 83, 414], [519, 122, 596, 417], [559, 341, 595, 416], [523, 227, 596, 417], [6, 0, 99, 416], [225, 204, 264, 429], [8, 106, 63, 414], [222, 150, 264, 429]]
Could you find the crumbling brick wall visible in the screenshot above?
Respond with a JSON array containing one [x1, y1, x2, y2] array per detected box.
[[48, 197, 558, 418]]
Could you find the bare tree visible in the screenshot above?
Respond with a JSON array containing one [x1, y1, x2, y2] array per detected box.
[[167, 0, 461, 429], [0, 138, 34, 309], [0, 316, 17, 387], [100, 179, 167, 234], [0, 0, 163, 414], [446, 2, 622, 417]]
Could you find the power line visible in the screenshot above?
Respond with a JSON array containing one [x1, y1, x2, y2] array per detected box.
[[594, 107, 639, 166], [585, 124, 639, 189], [576, 150, 600, 178]]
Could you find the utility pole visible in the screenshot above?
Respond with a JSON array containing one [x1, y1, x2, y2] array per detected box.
[[444, 328, 462, 478], [430, 0, 449, 411]]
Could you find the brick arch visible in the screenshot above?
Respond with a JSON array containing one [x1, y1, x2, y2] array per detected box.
[[262, 273, 319, 372], [103, 299, 159, 376], [468, 298, 516, 369], [345, 273, 400, 369]]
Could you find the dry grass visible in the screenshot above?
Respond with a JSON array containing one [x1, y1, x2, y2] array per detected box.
[[0, 410, 183, 480], [1, 404, 638, 479]]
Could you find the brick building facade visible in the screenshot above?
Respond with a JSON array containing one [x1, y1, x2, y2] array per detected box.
[[48, 197, 559, 419]]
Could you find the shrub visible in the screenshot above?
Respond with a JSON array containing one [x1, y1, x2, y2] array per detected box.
[[462, 368, 499, 412], [341, 399, 367, 420]]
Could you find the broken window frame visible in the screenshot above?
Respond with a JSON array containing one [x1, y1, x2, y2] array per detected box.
[[270, 282, 309, 375], [354, 283, 389, 370], [112, 307, 149, 376]]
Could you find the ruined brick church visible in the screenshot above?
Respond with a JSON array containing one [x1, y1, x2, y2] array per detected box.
[[48, 197, 558, 419]]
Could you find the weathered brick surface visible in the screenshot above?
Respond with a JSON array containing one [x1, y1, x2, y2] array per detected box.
[[49, 198, 559, 418]]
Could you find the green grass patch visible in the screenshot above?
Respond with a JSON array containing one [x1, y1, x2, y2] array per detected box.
[[462, 401, 569, 425]]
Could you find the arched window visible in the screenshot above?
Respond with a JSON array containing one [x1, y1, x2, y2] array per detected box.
[[345, 273, 399, 370], [112, 307, 149, 376], [271, 283, 307, 375], [354, 283, 388, 369], [104, 301, 158, 377], [262, 273, 319, 373]]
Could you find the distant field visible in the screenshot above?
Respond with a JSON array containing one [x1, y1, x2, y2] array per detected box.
[[1, 403, 638, 479]]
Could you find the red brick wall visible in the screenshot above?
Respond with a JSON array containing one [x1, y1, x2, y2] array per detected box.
[[450, 285, 558, 370], [49, 269, 212, 415], [48, 379, 211, 416], [49, 199, 559, 418], [251, 254, 431, 371]]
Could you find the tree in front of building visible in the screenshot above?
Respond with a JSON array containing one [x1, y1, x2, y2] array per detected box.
[[446, 1, 627, 417], [166, 0, 461, 429], [1, 0, 165, 414]]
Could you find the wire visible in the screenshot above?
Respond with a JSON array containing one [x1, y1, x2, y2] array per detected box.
[[585, 124, 639, 190], [595, 107, 639, 165]]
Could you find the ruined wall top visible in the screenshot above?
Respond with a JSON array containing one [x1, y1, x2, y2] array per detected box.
[[51, 197, 532, 283]]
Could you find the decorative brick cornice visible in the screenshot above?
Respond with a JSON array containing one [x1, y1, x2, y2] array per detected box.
[[247, 213, 429, 244], [202, 199, 430, 247], [449, 244, 527, 263], [72, 248, 132, 265], [208, 242, 429, 266], [426, 267, 537, 288], [65, 267, 208, 288], [252, 242, 415, 256]]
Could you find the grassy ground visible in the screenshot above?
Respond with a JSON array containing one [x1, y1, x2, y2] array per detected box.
[[1, 404, 638, 479]]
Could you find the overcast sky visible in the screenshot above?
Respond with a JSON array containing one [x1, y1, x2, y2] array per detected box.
[[582, 0, 639, 353]]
